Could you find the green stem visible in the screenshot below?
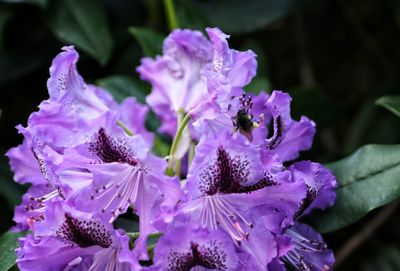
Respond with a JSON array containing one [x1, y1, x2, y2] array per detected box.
[[167, 113, 190, 172], [116, 120, 134, 136], [188, 141, 195, 172], [163, 0, 179, 31], [175, 158, 181, 178]]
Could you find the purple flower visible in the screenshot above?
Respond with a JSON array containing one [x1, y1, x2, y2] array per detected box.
[[137, 28, 257, 137], [7, 46, 155, 231], [177, 132, 306, 268], [194, 89, 315, 162], [61, 113, 182, 259], [270, 161, 337, 270], [7, 127, 70, 230], [27, 46, 116, 149], [16, 201, 139, 271], [152, 225, 242, 271], [22, 46, 152, 150]]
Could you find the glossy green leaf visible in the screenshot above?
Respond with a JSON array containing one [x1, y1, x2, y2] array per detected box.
[[376, 95, 400, 118], [46, 0, 113, 65], [0, 231, 27, 271], [308, 144, 400, 233], [97, 75, 148, 103], [194, 0, 303, 34], [128, 27, 163, 57]]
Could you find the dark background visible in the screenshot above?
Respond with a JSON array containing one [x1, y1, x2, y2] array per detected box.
[[1, 0, 400, 270]]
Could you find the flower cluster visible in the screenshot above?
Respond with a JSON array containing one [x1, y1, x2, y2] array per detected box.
[[8, 28, 336, 271]]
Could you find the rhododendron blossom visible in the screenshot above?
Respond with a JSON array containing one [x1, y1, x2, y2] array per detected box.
[[8, 28, 336, 271]]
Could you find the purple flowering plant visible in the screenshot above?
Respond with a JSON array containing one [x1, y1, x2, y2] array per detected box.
[[5, 26, 339, 270], [4, 1, 400, 270]]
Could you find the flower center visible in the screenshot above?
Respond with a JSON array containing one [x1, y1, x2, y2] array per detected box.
[[89, 128, 138, 166], [56, 214, 112, 248], [199, 147, 275, 195], [167, 241, 227, 271]]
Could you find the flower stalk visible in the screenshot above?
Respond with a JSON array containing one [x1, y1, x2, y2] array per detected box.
[[163, 0, 179, 31], [167, 112, 190, 175]]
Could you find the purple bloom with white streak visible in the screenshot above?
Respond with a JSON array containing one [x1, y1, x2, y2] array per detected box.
[[62, 113, 182, 259], [177, 132, 306, 268], [26, 46, 116, 149], [16, 201, 139, 271], [137, 27, 256, 137]]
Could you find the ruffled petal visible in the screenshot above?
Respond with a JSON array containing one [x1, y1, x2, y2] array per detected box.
[[6, 140, 45, 185], [265, 90, 316, 162], [290, 161, 337, 217], [138, 29, 212, 136], [153, 226, 241, 271], [17, 234, 100, 271]]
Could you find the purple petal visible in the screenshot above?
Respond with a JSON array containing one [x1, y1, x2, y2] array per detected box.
[[282, 223, 335, 271], [153, 226, 241, 270], [17, 234, 100, 271], [265, 91, 316, 161], [25, 46, 115, 149], [6, 140, 45, 185], [290, 161, 337, 217], [206, 27, 231, 74], [46, 46, 109, 115], [186, 132, 265, 198], [117, 97, 154, 147], [138, 29, 212, 136], [13, 184, 54, 231]]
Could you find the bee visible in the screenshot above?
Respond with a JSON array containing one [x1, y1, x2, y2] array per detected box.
[[229, 93, 264, 141]]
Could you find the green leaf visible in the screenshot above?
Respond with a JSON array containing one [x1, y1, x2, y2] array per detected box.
[[128, 27, 163, 57], [46, 0, 113, 65], [1, 0, 47, 7], [194, 0, 304, 34], [96, 75, 148, 103], [376, 95, 400, 118], [0, 231, 27, 271], [308, 144, 400, 233]]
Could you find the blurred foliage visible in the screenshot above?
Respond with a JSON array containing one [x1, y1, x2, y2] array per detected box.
[[0, 0, 400, 270], [0, 231, 27, 271], [45, 0, 113, 65], [308, 144, 400, 233], [376, 95, 400, 118]]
